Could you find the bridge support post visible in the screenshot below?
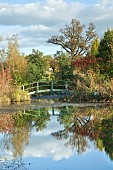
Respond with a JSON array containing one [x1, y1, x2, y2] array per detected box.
[[65, 81, 68, 91], [37, 82, 39, 92], [51, 81, 53, 92], [22, 85, 24, 91], [52, 106, 55, 115]]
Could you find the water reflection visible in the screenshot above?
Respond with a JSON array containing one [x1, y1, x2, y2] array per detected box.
[[52, 105, 113, 159], [0, 104, 113, 169], [0, 108, 50, 159]]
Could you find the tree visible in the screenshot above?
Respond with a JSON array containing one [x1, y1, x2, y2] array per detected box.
[[42, 54, 54, 80], [47, 19, 97, 60], [96, 29, 113, 79], [54, 52, 73, 81], [90, 38, 100, 56], [26, 49, 46, 82], [0, 38, 13, 99], [7, 34, 28, 85], [0, 49, 7, 72]]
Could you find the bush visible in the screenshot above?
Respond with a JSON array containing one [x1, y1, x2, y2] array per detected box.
[[10, 87, 30, 102]]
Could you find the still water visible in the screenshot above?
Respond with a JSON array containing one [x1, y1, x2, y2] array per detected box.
[[0, 101, 113, 170]]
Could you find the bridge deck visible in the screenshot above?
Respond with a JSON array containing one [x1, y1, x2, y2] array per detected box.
[[28, 89, 68, 95]]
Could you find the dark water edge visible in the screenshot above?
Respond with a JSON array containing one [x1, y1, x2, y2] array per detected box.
[[0, 99, 112, 113]]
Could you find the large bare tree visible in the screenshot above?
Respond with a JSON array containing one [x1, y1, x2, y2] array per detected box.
[[47, 19, 97, 60]]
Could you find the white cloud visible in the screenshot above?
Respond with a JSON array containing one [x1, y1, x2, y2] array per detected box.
[[0, 0, 113, 54], [0, 1, 84, 26], [24, 135, 73, 161], [99, 0, 113, 6]]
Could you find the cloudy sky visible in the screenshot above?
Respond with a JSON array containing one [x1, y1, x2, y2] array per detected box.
[[0, 0, 113, 55]]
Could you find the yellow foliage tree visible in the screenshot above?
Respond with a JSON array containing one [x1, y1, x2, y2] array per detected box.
[[7, 34, 28, 85]]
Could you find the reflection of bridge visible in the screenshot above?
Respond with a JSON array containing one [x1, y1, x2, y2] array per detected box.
[[21, 80, 75, 95]]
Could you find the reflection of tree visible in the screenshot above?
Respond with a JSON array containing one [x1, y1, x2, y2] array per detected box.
[[10, 127, 29, 158], [52, 106, 92, 154], [0, 113, 14, 133], [97, 116, 113, 160], [0, 108, 50, 159], [1, 105, 113, 162], [52, 105, 113, 157], [0, 112, 30, 159], [23, 108, 50, 131]]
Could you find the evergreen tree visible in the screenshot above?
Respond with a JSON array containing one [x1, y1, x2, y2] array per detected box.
[[96, 29, 113, 79]]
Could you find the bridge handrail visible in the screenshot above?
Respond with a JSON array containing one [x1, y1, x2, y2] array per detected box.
[[21, 80, 75, 94]]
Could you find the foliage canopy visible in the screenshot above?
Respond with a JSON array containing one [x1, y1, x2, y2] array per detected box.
[[47, 19, 97, 60]]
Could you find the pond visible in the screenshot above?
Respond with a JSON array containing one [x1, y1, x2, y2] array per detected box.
[[0, 101, 113, 170]]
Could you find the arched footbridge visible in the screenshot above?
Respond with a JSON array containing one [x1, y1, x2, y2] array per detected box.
[[21, 80, 75, 95]]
